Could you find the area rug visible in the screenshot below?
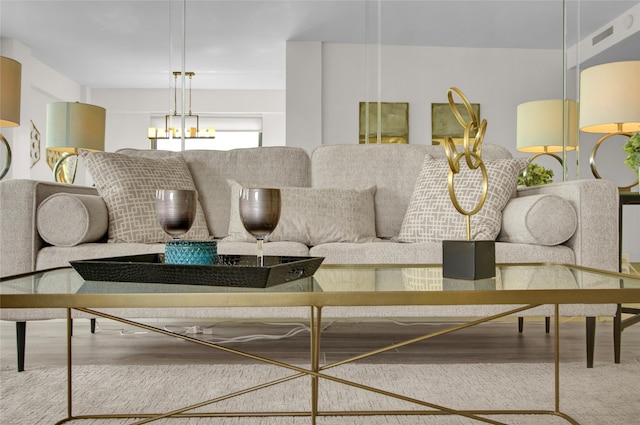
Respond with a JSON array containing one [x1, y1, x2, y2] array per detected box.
[[1, 361, 639, 424]]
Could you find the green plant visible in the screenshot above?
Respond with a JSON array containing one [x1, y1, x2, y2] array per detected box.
[[623, 131, 640, 175], [518, 162, 554, 186]]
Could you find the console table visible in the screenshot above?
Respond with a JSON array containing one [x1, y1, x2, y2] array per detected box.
[[2, 263, 639, 425]]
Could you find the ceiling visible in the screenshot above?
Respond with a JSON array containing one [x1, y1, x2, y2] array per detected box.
[[1, 1, 638, 90]]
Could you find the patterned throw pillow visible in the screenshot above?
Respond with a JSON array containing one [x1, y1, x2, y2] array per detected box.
[[225, 180, 378, 246], [81, 151, 211, 243], [398, 155, 528, 242]]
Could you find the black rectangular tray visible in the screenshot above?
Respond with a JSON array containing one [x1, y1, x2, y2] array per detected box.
[[70, 254, 324, 288]]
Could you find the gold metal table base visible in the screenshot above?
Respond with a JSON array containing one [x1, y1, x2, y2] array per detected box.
[[54, 304, 580, 425]]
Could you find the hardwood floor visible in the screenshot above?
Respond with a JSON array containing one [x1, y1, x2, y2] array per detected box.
[[2, 315, 640, 371]]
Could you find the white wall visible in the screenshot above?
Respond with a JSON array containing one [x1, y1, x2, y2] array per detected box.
[[285, 41, 323, 153], [307, 42, 564, 152]]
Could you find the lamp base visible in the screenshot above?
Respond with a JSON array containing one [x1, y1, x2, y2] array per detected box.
[[442, 240, 495, 280], [590, 131, 638, 191], [0, 133, 12, 180], [52, 152, 78, 184]]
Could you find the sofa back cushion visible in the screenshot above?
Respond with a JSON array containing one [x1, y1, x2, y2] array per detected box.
[[118, 147, 311, 238], [225, 180, 378, 245], [311, 144, 512, 238]]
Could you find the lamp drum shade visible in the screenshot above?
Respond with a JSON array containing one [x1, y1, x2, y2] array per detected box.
[[517, 99, 578, 153], [0, 56, 22, 127], [46, 102, 106, 152], [579, 60, 640, 133]]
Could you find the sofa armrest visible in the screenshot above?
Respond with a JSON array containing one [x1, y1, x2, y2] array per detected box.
[[0, 180, 99, 278], [515, 179, 619, 272]]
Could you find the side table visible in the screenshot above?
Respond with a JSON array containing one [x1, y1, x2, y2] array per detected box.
[[615, 192, 640, 362]]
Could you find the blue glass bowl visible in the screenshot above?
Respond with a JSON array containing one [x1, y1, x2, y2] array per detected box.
[[165, 240, 218, 265]]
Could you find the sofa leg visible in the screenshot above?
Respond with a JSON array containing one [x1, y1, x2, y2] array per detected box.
[[545, 317, 550, 333], [90, 318, 96, 334], [614, 304, 622, 363], [16, 322, 26, 372], [586, 317, 596, 368], [518, 317, 523, 333]]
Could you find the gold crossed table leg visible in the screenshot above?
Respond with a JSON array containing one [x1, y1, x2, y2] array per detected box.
[[54, 304, 580, 424]]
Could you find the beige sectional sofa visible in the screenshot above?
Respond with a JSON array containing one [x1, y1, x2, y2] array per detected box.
[[0, 143, 621, 370]]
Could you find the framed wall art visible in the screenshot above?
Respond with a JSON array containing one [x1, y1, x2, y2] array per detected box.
[[431, 102, 480, 145], [359, 102, 409, 144]]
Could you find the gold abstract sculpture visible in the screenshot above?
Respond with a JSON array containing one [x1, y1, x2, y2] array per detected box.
[[442, 87, 488, 241]]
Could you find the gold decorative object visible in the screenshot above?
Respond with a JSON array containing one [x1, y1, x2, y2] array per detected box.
[[441, 87, 495, 280], [359, 102, 408, 144], [442, 87, 488, 240]]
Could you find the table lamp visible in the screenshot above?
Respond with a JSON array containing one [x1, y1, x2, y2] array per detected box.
[[579, 60, 640, 191], [0, 56, 22, 180], [516, 99, 578, 185], [46, 101, 106, 183]]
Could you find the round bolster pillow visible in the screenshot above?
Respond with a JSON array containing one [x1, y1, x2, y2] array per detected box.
[[37, 193, 109, 247], [498, 194, 577, 246]]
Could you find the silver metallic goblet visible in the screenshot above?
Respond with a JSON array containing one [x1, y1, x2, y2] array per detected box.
[[239, 188, 281, 267], [155, 189, 197, 239]]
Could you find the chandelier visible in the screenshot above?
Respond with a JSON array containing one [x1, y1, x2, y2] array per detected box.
[[148, 71, 215, 140]]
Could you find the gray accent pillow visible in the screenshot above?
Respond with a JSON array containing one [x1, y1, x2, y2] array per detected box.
[[398, 156, 528, 242], [498, 194, 577, 246], [81, 151, 211, 243], [225, 180, 378, 246], [37, 193, 108, 247]]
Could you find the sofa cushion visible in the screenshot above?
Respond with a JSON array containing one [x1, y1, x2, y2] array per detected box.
[[80, 151, 210, 243], [37, 193, 108, 247], [498, 194, 577, 246], [398, 156, 527, 242], [225, 180, 378, 246]]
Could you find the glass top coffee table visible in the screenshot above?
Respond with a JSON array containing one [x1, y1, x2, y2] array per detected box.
[[2, 263, 640, 425]]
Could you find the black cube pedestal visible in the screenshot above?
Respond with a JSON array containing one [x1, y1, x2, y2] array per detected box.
[[442, 240, 496, 280]]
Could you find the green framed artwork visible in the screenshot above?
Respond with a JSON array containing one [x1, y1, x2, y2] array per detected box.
[[359, 102, 409, 144], [431, 102, 480, 145]]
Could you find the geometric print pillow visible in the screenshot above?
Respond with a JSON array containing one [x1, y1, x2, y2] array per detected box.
[[398, 155, 528, 242], [80, 151, 211, 243]]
